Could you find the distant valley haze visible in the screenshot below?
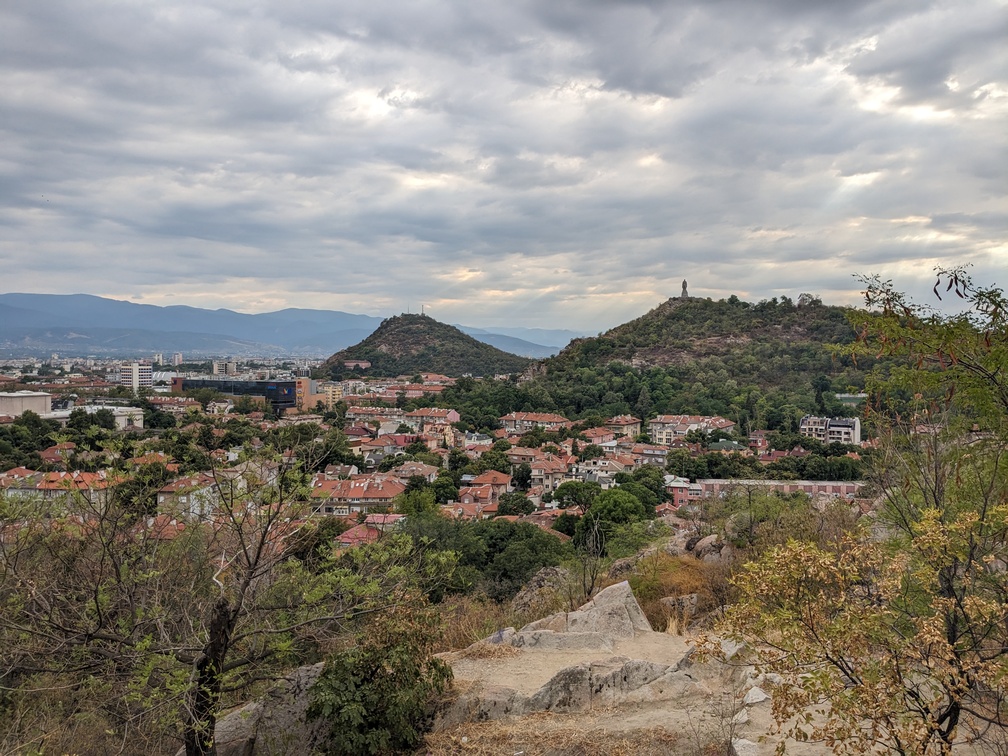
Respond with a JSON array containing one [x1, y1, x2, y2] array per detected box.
[[0, 293, 587, 358]]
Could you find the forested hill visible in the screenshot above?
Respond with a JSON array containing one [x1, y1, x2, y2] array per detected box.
[[553, 295, 857, 372], [511, 295, 869, 425], [323, 314, 533, 378]]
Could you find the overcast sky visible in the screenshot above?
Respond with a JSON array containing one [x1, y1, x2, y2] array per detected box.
[[1, 0, 1005, 332]]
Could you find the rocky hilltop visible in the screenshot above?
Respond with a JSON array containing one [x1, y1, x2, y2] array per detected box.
[[323, 314, 533, 378]]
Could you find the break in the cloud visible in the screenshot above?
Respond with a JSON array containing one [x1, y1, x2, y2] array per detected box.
[[1, 0, 1005, 331]]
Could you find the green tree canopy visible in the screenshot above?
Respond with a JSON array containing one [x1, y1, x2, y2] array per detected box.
[[552, 480, 601, 514], [496, 491, 535, 517]]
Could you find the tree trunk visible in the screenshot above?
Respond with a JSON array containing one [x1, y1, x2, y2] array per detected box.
[[184, 596, 232, 756]]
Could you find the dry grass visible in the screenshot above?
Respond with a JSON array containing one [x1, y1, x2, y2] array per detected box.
[[626, 553, 732, 632], [424, 712, 686, 755], [664, 607, 689, 636], [453, 640, 523, 661], [436, 594, 546, 653]]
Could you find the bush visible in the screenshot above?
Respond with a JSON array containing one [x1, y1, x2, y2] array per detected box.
[[308, 603, 453, 755], [627, 553, 722, 631]]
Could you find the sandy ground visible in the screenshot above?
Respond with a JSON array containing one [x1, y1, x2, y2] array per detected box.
[[447, 632, 694, 693]]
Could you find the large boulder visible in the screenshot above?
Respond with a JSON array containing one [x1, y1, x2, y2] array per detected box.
[[517, 580, 652, 642], [510, 565, 569, 615], [691, 533, 721, 559], [437, 581, 685, 729], [437, 654, 694, 728], [178, 663, 326, 756]]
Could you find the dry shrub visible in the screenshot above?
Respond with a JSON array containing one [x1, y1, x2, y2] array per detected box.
[[426, 713, 683, 755], [0, 680, 176, 756], [435, 594, 542, 653], [627, 552, 731, 632]]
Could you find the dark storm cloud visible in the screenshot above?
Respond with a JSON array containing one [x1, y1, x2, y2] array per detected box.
[[0, 0, 1004, 328]]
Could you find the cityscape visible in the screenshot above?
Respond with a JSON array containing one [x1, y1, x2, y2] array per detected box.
[[1, 0, 1004, 751]]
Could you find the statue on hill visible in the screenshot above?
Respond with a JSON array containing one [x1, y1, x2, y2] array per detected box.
[[681, 279, 689, 299]]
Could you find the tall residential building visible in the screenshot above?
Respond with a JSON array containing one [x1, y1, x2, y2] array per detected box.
[[119, 362, 153, 393], [212, 361, 238, 375], [799, 415, 861, 445], [323, 382, 343, 408], [172, 353, 184, 366], [152, 353, 164, 366]]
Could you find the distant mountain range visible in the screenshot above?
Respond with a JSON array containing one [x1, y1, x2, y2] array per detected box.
[[0, 294, 584, 359]]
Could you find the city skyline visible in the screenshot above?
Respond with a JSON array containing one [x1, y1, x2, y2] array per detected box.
[[2, 0, 1005, 331]]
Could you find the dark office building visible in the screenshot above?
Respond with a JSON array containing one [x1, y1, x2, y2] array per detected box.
[[171, 377, 297, 413]]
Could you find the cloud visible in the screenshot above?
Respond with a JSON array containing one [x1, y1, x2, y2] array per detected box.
[[0, 0, 1004, 332]]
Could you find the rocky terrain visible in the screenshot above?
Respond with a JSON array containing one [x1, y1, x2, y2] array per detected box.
[[203, 581, 829, 755], [430, 581, 813, 755]]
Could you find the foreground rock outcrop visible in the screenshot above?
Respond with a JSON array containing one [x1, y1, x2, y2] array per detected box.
[[176, 664, 325, 756], [201, 580, 802, 755], [434, 580, 801, 755]]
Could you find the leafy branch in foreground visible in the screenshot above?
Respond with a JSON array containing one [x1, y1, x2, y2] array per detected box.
[[308, 600, 453, 755], [723, 270, 1008, 754]]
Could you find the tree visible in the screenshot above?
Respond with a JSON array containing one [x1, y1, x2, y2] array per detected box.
[[94, 408, 117, 430], [66, 407, 92, 432], [574, 489, 646, 554], [496, 491, 534, 517], [446, 448, 469, 479], [476, 449, 511, 475], [512, 462, 532, 490], [478, 520, 571, 601], [111, 460, 175, 516], [403, 474, 431, 495], [628, 464, 667, 501], [812, 374, 832, 414], [552, 480, 601, 514], [431, 473, 459, 504], [395, 488, 438, 515], [553, 511, 580, 537], [724, 270, 1008, 753], [618, 480, 659, 517], [0, 440, 454, 756], [634, 384, 652, 418]]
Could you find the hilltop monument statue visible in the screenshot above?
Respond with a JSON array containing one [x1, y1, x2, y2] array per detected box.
[[681, 279, 689, 299]]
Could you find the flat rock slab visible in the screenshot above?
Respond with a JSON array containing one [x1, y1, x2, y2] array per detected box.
[[511, 629, 613, 651]]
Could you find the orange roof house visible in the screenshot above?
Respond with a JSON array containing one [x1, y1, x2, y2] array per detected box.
[[311, 476, 406, 516]]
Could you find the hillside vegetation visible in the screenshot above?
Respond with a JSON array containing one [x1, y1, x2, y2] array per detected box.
[[501, 294, 869, 427], [380, 295, 871, 433], [324, 314, 533, 378], [553, 294, 856, 381]]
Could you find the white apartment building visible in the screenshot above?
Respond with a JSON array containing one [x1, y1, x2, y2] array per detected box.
[[212, 361, 238, 375], [119, 362, 153, 393]]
